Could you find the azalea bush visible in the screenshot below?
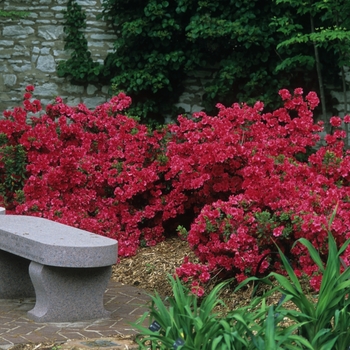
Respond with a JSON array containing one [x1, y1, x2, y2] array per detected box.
[[172, 90, 350, 294], [0, 86, 168, 256], [1, 86, 350, 293]]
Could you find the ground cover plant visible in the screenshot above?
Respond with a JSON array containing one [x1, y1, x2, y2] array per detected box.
[[134, 208, 350, 349], [1, 86, 350, 295]]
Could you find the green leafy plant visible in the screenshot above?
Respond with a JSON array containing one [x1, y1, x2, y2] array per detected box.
[[223, 296, 313, 350], [132, 278, 314, 349], [133, 276, 230, 349], [259, 204, 350, 349], [0, 10, 28, 18], [57, 0, 102, 83], [132, 276, 311, 349], [0, 141, 27, 207], [58, 0, 350, 125], [57, 0, 326, 124]]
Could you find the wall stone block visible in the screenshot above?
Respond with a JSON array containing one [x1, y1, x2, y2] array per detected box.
[[21, 20, 36, 25], [87, 84, 98, 95], [0, 40, 14, 46], [12, 63, 32, 73], [63, 84, 84, 94], [36, 55, 56, 72], [82, 96, 106, 109], [3, 74, 17, 87], [0, 64, 9, 72], [38, 25, 64, 40], [90, 33, 117, 40], [0, 52, 11, 59], [76, 0, 97, 5], [3, 25, 35, 37], [51, 6, 66, 11], [34, 82, 59, 96]]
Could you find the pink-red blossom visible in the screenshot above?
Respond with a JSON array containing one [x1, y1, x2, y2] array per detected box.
[[1, 86, 350, 294]]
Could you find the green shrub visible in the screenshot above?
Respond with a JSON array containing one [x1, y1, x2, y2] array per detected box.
[[0, 139, 27, 207], [133, 207, 350, 349], [259, 205, 350, 349], [132, 276, 311, 349]]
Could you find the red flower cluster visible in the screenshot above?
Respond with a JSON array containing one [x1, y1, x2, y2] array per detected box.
[[1, 86, 350, 294], [1, 87, 167, 257], [172, 89, 350, 292]]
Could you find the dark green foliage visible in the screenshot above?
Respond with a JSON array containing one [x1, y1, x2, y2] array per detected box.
[[0, 136, 27, 206], [273, 0, 350, 128], [97, 0, 299, 122], [57, 0, 103, 83], [0, 10, 28, 18], [59, 0, 350, 124], [275, 0, 350, 65]]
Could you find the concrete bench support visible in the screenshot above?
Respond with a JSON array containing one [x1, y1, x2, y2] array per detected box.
[[28, 262, 111, 322], [0, 250, 35, 298], [0, 211, 118, 323]]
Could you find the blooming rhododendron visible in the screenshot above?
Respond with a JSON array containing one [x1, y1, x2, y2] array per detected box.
[[0, 87, 168, 257], [273, 226, 284, 237], [170, 88, 350, 292], [330, 116, 342, 127], [1, 86, 350, 295]]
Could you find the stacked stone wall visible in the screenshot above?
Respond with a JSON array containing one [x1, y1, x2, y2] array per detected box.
[[0, 0, 209, 116], [1, 0, 350, 125], [331, 68, 350, 116], [0, 0, 116, 112]]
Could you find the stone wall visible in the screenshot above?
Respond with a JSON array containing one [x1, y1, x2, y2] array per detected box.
[[331, 73, 350, 117], [3, 0, 346, 123], [174, 69, 215, 116], [0, 0, 208, 116], [0, 0, 116, 113]]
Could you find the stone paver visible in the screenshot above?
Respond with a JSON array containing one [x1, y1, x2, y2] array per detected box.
[[0, 280, 151, 350]]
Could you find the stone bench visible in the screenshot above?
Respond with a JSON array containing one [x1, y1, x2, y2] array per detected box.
[[0, 209, 118, 323]]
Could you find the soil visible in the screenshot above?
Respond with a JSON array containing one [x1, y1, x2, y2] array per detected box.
[[111, 237, 285, 310], [10, 236, 287, 350]]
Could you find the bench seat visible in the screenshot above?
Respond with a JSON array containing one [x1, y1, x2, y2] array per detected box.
[[0, 212, 118, 323]]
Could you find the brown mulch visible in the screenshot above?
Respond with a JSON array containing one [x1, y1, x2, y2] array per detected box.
[[112, 237, 199, 297], [111, 237, 289, 311]]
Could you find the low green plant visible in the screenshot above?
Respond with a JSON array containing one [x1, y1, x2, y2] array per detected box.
[[222, 297, 312, 350], [133, 276, 229, 349], [133, 206, 350, 349], [132, 276, 311, 349], [50, 346, 61, 350], [0, 10, 29, 18], [0, 142, 27, 206], [259, 204, 350, 349]]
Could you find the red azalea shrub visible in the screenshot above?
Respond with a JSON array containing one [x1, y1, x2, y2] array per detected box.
[[162, 89, 322, 222], [173, 89, 350, 293], [1, 86, 350, 293], [0, 86, 168, 256]]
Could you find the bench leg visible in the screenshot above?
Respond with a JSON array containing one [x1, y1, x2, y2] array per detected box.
[[0, 250, 35, 298], [27, 261, 112, 322]]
